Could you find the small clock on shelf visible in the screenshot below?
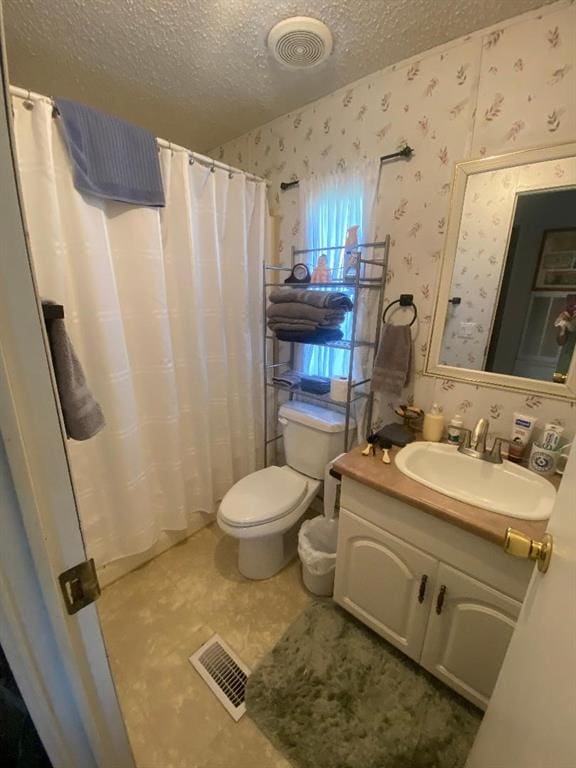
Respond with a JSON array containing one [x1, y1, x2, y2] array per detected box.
[[284, 263, 311, 284]]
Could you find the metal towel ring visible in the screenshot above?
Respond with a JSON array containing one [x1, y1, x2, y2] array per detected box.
[[382, 295, 418, 327]]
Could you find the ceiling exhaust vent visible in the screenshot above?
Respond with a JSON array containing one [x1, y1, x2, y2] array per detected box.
[[268, 16, 333, 70]]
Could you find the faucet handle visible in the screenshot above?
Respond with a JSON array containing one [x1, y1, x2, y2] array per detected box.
[[452, 426, 471, 449], [487, 437, 509, 464]]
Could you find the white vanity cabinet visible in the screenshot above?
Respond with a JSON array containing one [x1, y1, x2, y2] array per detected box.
[[420, 564, 520, 707], [334, 478, 532, 710], [335, 510, 437, 662]]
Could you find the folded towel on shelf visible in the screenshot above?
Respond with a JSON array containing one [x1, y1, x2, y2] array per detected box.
[[267, 302, 346, 325], [269, 287, 353, 311], [55, 98, 165, 207], [275, 328, 344, 344], [268, 321, 343, 332], [43, 302, 106, 440], [267, 287, 352, 343], [268, 321, 316, 332], [268, 315, 345, 328], [272, 370, 302, 389], [371, 323, 412, 396], [300, 375, 331, 395]]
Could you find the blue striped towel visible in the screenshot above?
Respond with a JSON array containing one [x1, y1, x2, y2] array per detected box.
[[55, 98, 165, 207]]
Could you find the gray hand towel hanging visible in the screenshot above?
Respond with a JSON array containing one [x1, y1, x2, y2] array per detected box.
[[43, 302, 105, 440], [371, 324, 412, 396]]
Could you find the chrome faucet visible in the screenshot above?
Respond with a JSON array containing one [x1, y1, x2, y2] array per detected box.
[[455, 418, 507, 464], [471, 418, 489, 453]]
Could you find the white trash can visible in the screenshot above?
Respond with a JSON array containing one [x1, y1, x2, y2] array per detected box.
[[298, 517, 339, 596]]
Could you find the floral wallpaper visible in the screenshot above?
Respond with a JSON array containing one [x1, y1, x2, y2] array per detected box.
[[441, 155, 576, 369], [471, 10, 576, 156], [211, 0, 576, 442]]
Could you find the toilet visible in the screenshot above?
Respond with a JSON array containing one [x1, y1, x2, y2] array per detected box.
[[218, 401, 354, 580]]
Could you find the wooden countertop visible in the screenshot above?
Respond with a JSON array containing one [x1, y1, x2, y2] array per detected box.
[[333, 444, 550, 546]]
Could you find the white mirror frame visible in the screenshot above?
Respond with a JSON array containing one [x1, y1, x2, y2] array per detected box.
[[426, 141, 576, 401]]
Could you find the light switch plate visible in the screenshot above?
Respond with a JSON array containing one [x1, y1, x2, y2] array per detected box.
[[458, 322, 476, 339]]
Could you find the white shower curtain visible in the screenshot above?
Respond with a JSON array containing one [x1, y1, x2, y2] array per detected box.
[[13, 98, 266, 566]]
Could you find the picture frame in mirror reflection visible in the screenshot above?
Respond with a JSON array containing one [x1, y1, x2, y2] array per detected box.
[[534, 228, 576, 290], [426, 141, 576, 400]]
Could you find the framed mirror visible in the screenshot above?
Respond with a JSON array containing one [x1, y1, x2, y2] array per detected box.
[[427, 142, 576, 400]]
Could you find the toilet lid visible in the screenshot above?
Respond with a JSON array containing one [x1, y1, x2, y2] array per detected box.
[[219, 466, 307, 527]]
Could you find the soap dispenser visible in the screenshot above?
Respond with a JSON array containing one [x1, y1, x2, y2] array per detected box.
[[447, 414, 464, 445], [423, 403, 444, 442]]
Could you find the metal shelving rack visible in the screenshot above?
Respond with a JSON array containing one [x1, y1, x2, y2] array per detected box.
[[263, 237, 390, 466]]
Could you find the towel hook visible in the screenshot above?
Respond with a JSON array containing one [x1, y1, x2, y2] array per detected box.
[[382, 294, 417, 327]]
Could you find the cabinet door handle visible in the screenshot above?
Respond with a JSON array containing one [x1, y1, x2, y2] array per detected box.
[[417, 574, 428, 603], [435, 584, 447, 615]]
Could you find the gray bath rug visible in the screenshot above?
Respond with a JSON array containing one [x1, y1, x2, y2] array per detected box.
[[246, 601, 482, 768]]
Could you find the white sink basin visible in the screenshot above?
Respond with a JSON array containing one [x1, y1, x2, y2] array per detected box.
[[395, 442, 555, 520]]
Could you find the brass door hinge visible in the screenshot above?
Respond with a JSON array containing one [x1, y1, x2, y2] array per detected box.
[[59, 558, 101, 615]]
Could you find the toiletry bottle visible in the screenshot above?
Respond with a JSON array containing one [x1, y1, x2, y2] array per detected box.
[[542, 423, 564, 451], [422, 403, 444, 442], [508, 412, 537, 463], [447, 414, 464, 445]]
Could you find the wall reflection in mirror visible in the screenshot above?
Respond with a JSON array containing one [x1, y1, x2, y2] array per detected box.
[[439, 157, 576, 385]]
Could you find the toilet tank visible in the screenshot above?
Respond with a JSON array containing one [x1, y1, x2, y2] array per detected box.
[[278, 401, 355, 480]]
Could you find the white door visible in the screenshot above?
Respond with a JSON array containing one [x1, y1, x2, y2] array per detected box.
[[334, 509, 438, 661], [421, 563, 521, 710], [467, 441, 576, 767], [0, 26, 134, 768]]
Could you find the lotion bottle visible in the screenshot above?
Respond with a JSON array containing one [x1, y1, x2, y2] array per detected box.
[[423, 403, 444, 442]]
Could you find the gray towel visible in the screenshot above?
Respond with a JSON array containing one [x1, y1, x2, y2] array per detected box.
[[371, 324, 412, 396], [275, 328, 344, 343], [272, 371, 302, 389], [267, 302, 345, 325], [269, 288, 353, 310], [44, 307, 105, 440], [268, 321, 343, 332], [55, 98, 165, 207], [268, 316, 345, 328]]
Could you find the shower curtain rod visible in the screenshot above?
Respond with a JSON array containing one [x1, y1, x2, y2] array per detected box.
[[279, 145, 414, 191], [9, 86, 267, 186]]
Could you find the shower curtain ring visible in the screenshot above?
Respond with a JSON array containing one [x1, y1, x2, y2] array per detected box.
[[23, 90, 34, 110], [210, 161, 216, 173], [189, 154, 195, 165]]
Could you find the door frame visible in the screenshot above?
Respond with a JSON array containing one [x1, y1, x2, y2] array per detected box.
[[0, 8, 134, 768]]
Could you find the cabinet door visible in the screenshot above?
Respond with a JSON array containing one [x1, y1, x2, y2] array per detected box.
[[421, 563, 521, 710], [334, 509, 438, 662]]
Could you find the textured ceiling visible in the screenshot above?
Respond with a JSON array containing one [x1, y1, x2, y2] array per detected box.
[[4, 0, 556, 152]]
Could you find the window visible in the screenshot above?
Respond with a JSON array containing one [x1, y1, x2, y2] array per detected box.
[[301, 185, 363, 378]]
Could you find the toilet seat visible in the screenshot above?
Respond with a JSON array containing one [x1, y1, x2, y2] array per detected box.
[[219, 466, 308, 528]]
